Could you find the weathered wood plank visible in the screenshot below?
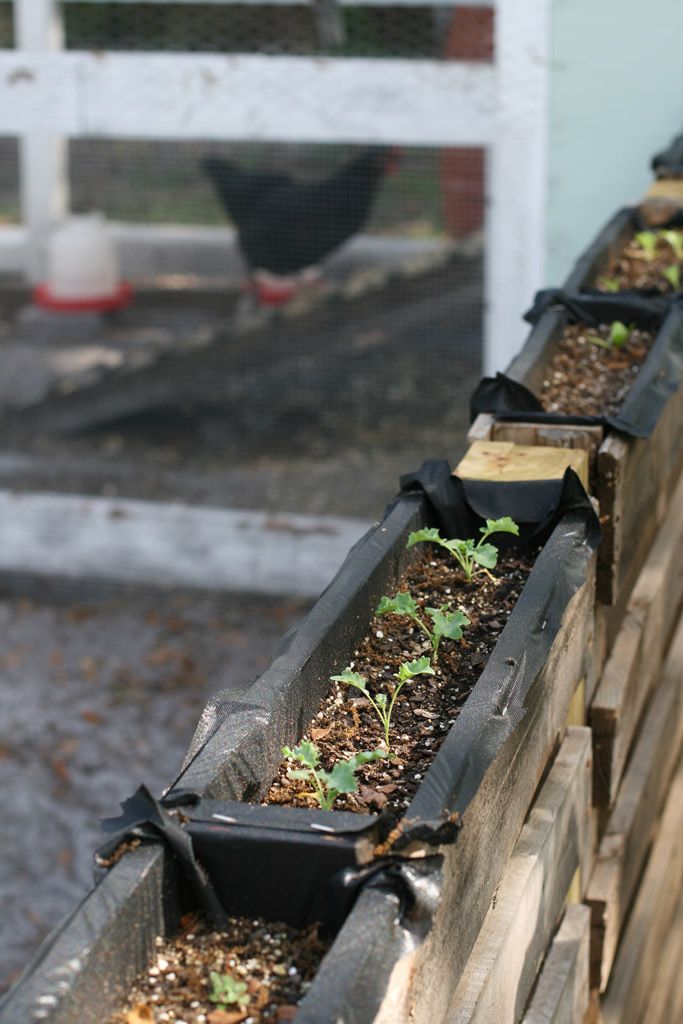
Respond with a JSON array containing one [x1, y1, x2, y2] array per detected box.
[[489, 421, 604, 462], [640, 886, 683, 1024], [639, 178, 683, 227], [586, 607, 683, 989], [446, 727, 593, 1024], [595, 371, 683, 606], [601, 751, 683, 1024], [409, 567, 595, 1024], [590, 468, 683, 806], [456, 440, 590, 490], [467, 413, 494, 444], [0, 490, 370, 598], [520, 905, 591, 1024]]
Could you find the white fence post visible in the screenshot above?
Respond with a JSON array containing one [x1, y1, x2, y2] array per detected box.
[[13, 0, 69, 283], [484, 0, 551, 375]]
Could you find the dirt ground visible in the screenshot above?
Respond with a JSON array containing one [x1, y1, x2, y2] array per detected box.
[[0, 582, 309, 992]]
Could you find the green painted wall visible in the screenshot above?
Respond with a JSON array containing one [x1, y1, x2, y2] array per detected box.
[[546, 1, 683, 283]]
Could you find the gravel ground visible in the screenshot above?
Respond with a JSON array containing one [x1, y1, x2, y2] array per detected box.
[[0, 582, 309, 992]]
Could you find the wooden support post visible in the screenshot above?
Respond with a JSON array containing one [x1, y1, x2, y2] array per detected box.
[[447, 728, 593, 1024], [13, 0, 69, 283]]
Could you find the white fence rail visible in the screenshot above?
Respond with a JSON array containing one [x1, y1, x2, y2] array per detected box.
[[0, 0, 550, 373]]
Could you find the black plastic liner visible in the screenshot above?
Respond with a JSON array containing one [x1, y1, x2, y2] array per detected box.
[[0, 836, 442, 1024], [652, 130, 683, 177], [470, 291, 683, 439]]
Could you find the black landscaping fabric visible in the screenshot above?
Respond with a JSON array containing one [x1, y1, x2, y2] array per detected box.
[[652, 130, 683, 177], [470, 291, 683, 439]]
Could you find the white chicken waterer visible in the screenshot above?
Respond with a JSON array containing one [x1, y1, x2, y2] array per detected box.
[[34, 214, 132, 312]]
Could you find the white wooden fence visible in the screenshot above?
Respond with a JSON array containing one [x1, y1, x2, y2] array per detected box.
[[0, 0, 551, 373]]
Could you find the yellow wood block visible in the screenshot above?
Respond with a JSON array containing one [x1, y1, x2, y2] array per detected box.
[[456, 440, 590, 491], [566, 867, 582, 906], [643, 178, 683, 202], [567, 678, 587, 728]]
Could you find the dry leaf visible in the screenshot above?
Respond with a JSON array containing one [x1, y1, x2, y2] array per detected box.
[[276, 1007, 299, 1021], [79, 656, 99, 681], [49, 650, 64, 668], [126, 1004, 154, 1024], [207, 1010, 248, 1024], [144, 645, 178, 667], [81, 709, 104, 726], [310, 726, 331, 742]]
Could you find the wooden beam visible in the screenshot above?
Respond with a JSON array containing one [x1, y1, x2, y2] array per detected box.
[[456, 440, 589, 490], [601, 751, 683, 1024], [0, 51, 495, 146], [520, 905, 590, 1024], [0, 490, 371, 598], [447, 728, 593, 1024], [585, 607, 683, 990], [590, 468, 683, 807]]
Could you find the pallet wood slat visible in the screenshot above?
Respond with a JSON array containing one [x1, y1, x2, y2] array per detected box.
[[640, 887, 683, 1024], [520, 905, 590, 1024], [600, 751, 683, 1024], [409, 575, 595, 1024], [590, 468, 683, 807], [446, 728, 592, 1024], [586, 608, 683, 990], [456, 440, 590, 490]]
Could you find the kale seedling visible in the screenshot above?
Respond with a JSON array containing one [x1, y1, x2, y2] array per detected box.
[[661, 229, 683, 260], [282, 740, 387, 810], [635, 230, 658, 260], [664, 264, 681, 291], [407, 517, 520, 583], [209, 971, 250, 1012], [375, 592, 469, 662], [333, 656, 435, 751], [597, 275, 621, 292], [587, 320, 633, 350]]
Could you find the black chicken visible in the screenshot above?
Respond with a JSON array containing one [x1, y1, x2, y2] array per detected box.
[[202, 147, 399, 304]]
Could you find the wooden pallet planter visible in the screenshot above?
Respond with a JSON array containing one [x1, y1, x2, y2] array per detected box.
[[445, 728, 592, 1024], [589, 468, 683, 808], [520, 905, 591, 1024], [469, 206, 683, 618], [585, 605, 683, 989], [599, 749, 683, 1024]]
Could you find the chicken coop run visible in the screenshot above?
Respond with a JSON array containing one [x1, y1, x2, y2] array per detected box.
[[0, 0, 560, 516]]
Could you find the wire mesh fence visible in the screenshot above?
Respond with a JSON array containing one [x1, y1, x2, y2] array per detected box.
[[0, 2, 497, 989]]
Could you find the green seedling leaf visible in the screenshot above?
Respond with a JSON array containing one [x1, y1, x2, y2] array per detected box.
[[406, 527, 443, 549], [587, 320, 633, 350], [661, 229, 683, 260], [635, 230, 658, 260], [396, 656, 435, 682], [282, 740, 319, 770], [664, 264, 681, 291], [209, 972, 250, 1010], [320, 748, 388, 806], [473, 543, 499, 569], [331, 668, 370, 697], [597, 275, 621, 292], [376, 592, 419, 618], [481, 517, 520, 539], [426, 606, 470, 644]]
